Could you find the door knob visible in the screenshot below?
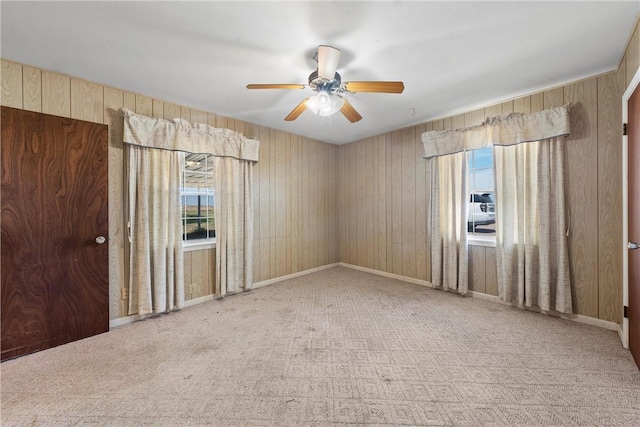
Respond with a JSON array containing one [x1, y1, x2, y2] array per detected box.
[[95, 236, 106, 245], [629, 241, 639, 250]]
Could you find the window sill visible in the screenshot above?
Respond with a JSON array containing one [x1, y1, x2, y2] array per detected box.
[[184, 239, 216, 252], [468, 236, 496, 248]]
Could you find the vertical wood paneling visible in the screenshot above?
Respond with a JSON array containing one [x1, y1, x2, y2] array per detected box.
[[484, 247, 498, 296], [513, 96, 531, 114], [152, 99, 164, 118], [285, 132, 293, 272], [543, 87, 564, 109], [214, 115, 227, 129], [597, 69, 624, 322], [190, 109, 207, 125], [310, 141, 320, 268], [209, 248, 216, 295], [351, 143, 359, 265], [356, 141, 367, 267], [180, 106, 191, 121], [135, 94, 152, 117], [485, 104, 502, 119], [163, 102, 181, 120], [259, 126, 270, 281], [377, 135, 388, 271], [250, 123, 261, 282], [190, 250, 208, 298], [452, 114, 465, 130], [385, 136, 393, 269], [1, 60, 22, 108], [123, 91, 136, 111], [415, 124, 428, 281], [22, 65, 42, 112], [366, 140, 375, 268], [391, 131, 403, 275], [501, 100, 514, 115], [42, 70, 70, 117], [465, 109, 485, 127], [71, 79, 103, 123], [530, 93, 544, 113], [183, 252, 193, 299], [401, 126, 417, 278], [3, 53, 631, 324], [564, 78, 599, 317], [468, 246, 486, 293], [291, 136, 300, 272], [275, 131, 287, 277], [424, 121, 433, 283]]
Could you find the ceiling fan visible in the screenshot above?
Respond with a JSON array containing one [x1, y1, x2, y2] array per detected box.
[[246, 45, 404, 123]]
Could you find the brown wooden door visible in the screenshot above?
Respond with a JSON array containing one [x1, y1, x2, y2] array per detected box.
[[1, 107, 109, 361], [629, 84, 640, 370]]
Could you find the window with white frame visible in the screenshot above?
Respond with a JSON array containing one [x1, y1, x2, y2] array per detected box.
[[181, 153, 215, 242], [467, 146, 495, 237]]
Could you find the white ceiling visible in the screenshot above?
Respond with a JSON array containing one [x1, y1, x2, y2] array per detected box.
[[1, 1, 638, 145]]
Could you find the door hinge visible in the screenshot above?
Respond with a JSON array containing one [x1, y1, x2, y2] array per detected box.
[[623, 123, 628, 136], [624, 305, 629, 318]]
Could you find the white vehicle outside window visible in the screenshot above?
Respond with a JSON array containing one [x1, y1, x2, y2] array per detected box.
[[467, 147, 495, 237]]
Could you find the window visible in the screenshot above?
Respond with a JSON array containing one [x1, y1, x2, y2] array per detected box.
[[467, 146, 495, 237], [181, 153, 215, 243]]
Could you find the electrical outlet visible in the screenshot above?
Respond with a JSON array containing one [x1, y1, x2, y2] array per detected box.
[[121, 287, 128, 300], [189, 283, 197, 294]]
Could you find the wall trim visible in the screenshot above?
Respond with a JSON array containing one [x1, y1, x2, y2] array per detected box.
[[252, 263, 340, 289], [338, 262, 435, 288], [109, 265, 340, 329], [341, 263, 620, 332], [184, 294, 220, 307], [109, 295, 221, 328], [111, 261, 620, 333]]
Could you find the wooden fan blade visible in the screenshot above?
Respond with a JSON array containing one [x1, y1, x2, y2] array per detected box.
[[246, 84, 305, 90], [284, 98, 310, 121], [344, 81, 405, 94], [340, 99, 363, 123]]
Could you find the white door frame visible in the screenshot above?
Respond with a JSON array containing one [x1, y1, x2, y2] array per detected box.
[[621, 66, 640, 349]]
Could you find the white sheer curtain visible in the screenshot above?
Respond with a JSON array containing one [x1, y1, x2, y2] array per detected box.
[[494, 137, 572, 313], [429, 153, 468, 293], [122, 108, 259, 309], [423, 105, 572, 312], [126, 145, 184, 315], [214, 156, 254, 294]]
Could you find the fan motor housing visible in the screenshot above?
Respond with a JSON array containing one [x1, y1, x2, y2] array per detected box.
[[308, 71, 341, 92]]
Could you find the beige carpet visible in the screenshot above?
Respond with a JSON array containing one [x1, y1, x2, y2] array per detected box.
[[1, 267, 639, 426]]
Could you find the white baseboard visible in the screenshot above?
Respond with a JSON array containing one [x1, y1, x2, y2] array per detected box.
[[338, 262, 435, 288], [184, 294, 219, 307], [111, 262, 621, 334], [252, 263, 340, 289], [109, 264, 340, 329], [340, 263, 620, 332], [110, 295, 220, 328]]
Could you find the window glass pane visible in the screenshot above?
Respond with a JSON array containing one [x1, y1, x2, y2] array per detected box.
[[467, 147, 495, 236], [182, 153, 215, 241]]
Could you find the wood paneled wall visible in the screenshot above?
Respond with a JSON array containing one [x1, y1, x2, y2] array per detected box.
[[338, 17, 640, 323], [1, 18, 636, 323], [1, 59, 338, 320], [184, 249, 216, 300]]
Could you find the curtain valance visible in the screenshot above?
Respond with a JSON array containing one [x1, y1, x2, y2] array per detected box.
[[120, 108, 260, 162], [421, 104, 570, 158]]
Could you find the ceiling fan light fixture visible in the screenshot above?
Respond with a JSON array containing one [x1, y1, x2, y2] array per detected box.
[[306, 91, 344, 117], [317, 45, 341, 81]]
